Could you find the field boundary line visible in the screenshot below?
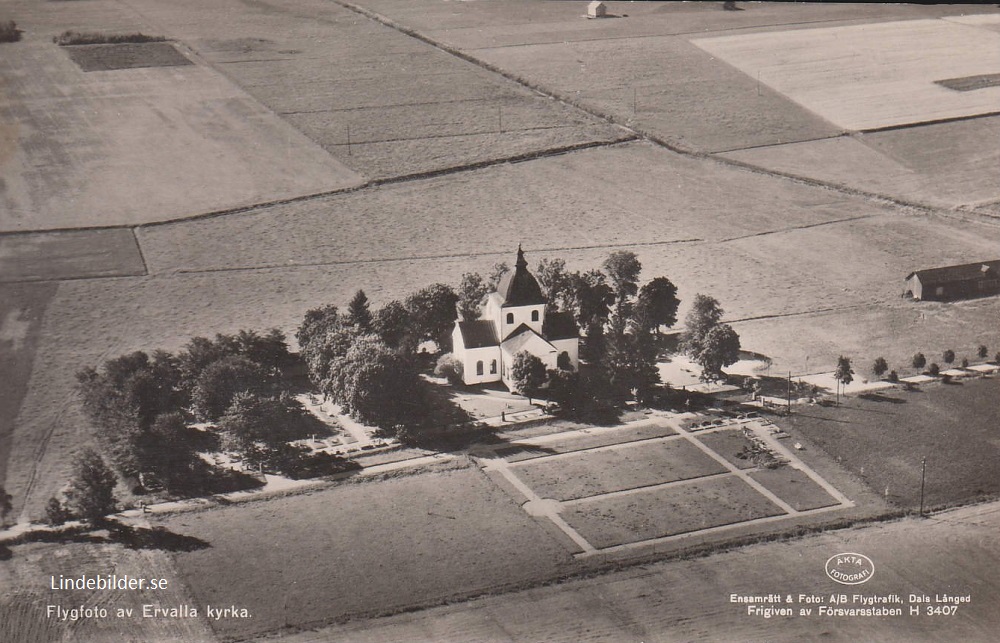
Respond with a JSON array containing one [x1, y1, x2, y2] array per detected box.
[[716, 214, 879, 243], [560, 471, 737, 507], [506, 432, 687, 466], [858, 109, 1000, 134], [574, 503, 849, 559]]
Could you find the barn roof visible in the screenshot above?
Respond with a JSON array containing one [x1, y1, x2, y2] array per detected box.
[[497, 246, 546, 307], [456, 319, 499, 349], [906, 260, 1000, 285]]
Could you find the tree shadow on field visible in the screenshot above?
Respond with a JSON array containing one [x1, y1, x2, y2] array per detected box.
[[858, 392, 906, 404], [106, 520, 210, 552]]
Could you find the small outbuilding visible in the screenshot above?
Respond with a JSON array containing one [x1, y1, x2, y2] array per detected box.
[[587, 1, 607, 18], [904, 260, 1000, 301]]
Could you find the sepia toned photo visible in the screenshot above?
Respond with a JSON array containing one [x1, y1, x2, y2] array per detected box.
[[2, 1, 999, 641]]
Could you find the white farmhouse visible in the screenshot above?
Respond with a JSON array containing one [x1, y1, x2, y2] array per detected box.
[[452, 247, 579, 389]]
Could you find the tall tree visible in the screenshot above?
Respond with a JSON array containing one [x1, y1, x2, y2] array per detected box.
[[456, 273, 489, 321], [872, 357, 889, 380], [694, 324, 741, 383], [681, 294, 724, 357], [65, 449, 118, 523], [566, 270, 615, 337], [510, 351, 546, 404], [218, 392, 319, 457], [190, 355, 280, 422], [834, 355, 854, 406], [405, 283, 458, 350], [296, 305, 339, 354], [602, 250, 642, 307], [345, 290, 373, 332], [0, 485, 11, 525], [602, 313, 661, 400], [372, 300, 413, 352], [535, 258, 571, 313], [636, 277, 680, 335]]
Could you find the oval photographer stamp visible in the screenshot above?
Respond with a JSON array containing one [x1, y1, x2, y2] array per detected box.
[[825, 553, 875, 585]]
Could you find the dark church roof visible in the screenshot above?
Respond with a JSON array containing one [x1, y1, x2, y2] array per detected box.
[[542, 311, 579, 340], [497, 246, 546, 307], [906, 260, 1000, 285], [456, 319, 499, 349]]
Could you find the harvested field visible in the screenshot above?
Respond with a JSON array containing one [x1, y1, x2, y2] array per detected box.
[[749, 467, 840, 512], [358, 0, 971, 50], [135, 141, 890, 276], [289, 501, 1000, 643], [472, 35, 839, 153], [155, 467, 576, 639], [513, 439, 725, 502], [0, 540, 214, 642], [724, 116, 1000, 209], [694, 18, 1000, 131], [563, 476, 784, 549], [782, 376, 1000, 510], [0, 229, 144, 282], [697, 429, 757, 471], [0, 42, 361, 232], [63, 41, 191, 72], [120, 0, 626, 180]]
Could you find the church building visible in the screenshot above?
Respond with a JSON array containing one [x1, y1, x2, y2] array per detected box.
[[452, 247, 579, 389]]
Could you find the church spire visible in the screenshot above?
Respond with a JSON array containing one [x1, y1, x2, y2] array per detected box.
[[515, 244, 527, 269]]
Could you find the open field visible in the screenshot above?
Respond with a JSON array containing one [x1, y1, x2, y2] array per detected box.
[[723, 116, 1000, 209], [782, 376, 1000, 510], [286, 501, 1000, 643], [116, 0, 626, 181], [0, 40, 361, 232], [513, 438, 725, 501], [0, 539, 215, 642], [563, 476, 785, 549], [154, 467, 577, 639], [749, 467, 840, 512], [0, 229, 144, 282], [693, 18, 1000, 131]]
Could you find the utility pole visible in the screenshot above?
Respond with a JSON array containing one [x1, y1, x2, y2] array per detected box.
[[787, 371, 792, 414], [347, 124, 352, 156], [633, 87, 637, 115], [498, 106, 503, 134], [919, 457, 927, 517]]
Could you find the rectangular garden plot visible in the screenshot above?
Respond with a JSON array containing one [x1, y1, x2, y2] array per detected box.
[[500, 422, 677, 463], [695, 429, 757, 470], [512, 439, 725, 501], [563, 476, 786, 549], [65, 43, 193, 72], [749, 467, 840, 512]]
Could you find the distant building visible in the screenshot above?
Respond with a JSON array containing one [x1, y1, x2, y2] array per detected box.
[[587, 1, 607, 18], [452, 246, 579, 389], [904, 260, 1000, 301]]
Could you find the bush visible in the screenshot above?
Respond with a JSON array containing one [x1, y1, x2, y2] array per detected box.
[[433, 354, 464, 386], [45, 497, 72, 526], [0, 21, 21, 43], [960, 357, 969, 368], [978, 345, 989, 359], [995, 352, 1000, 365], [927, 363, 940, 377], [54, 31, 166, 46], [887, 370, 898, 383], [943, 349, 955, 365], [912, 353, 926, 369]]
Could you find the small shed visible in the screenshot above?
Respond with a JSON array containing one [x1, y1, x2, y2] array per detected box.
[[587, 1, 607, 18], [904, 260, 1000, 301]]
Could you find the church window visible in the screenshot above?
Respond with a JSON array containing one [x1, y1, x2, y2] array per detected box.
[[490, 359, 497, 374], [506, 313, 514, 324], [476, 361, 484, 376], [531, 310, 539, 322]]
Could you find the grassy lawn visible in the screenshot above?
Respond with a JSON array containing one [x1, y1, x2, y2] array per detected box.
[[783, 376, 1000, 509], [0, 229, 145, 283], [563, 476, 785, 549], [749, 467, 839, 512], [513, 439, 725, 502], [154, 466, 576, 639]]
